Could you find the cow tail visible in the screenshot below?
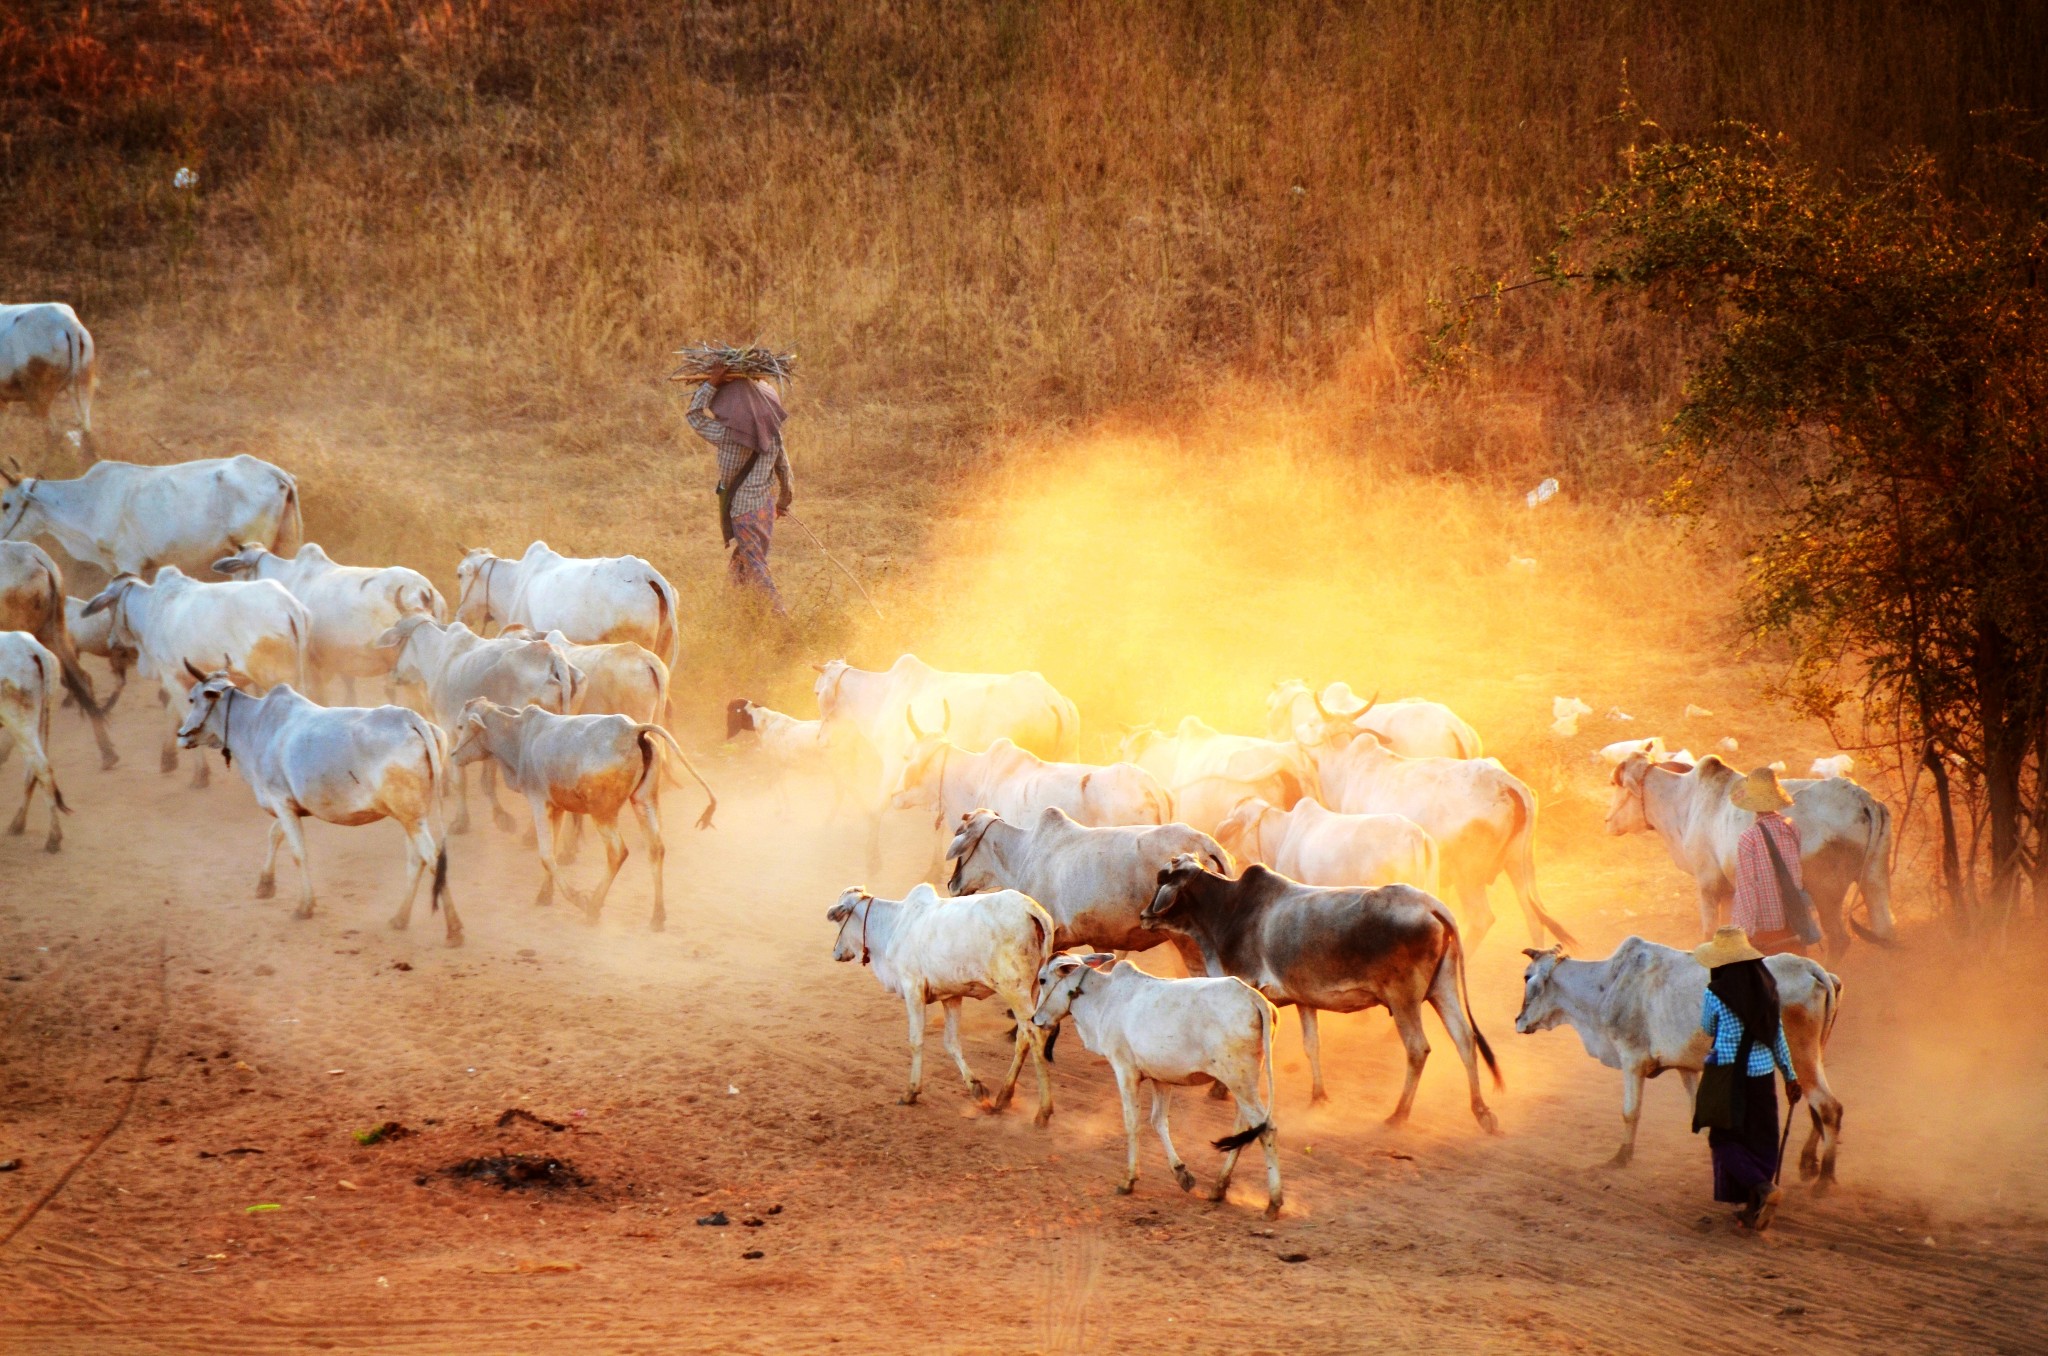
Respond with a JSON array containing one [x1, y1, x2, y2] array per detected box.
[[642, 725, 717, 830], [1849, 798, 1896, 945], [1506, 782, 1575, 948], [28, 646, 70, 815], [41, 561, 103, 720], [274, 474, 304, 556], [1439, 913, 1501, 1088], [288, 608, 310, 692], [650, 575, 681, 672], [1211, 997, 1275, 1152], [1820, 970, 1843, 1048], [412, 716, 450, 912]]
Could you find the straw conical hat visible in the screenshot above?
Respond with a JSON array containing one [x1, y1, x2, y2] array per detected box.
[[1730, 766, 1794, 813], [1693, 925, 1765, 969]]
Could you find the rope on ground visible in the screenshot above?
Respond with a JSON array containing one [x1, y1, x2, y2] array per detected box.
[[784, 512, 884, 621], [0, 937, 168, 1252]]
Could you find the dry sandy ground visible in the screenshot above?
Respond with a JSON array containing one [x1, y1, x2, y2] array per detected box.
[[2, 690, 2046, 1355]]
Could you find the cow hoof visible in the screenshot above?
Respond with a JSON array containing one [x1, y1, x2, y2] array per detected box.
[[1476, 1109, 1502, 1136], [452, 819, 471, 836], [388, 914, 409, 931], [493, 810, 518, 833], [1382, 1111, 1409, 1129], [1311, 1090, 1332, 1108], [445, 932, 465, 948], [44, 835, 62, 854], [989, 1085, 1015, 1113], [1264, 1198, 1283, 1220], [159, 753, 178, 774], [5, 818, 21, 837], [968, 1078, 990, 1102], [1607, 1147, 1634, 1169], [1173, 1166, 1197, 1193], [255, 877, 275, 900], [1033, 1106, 1053, 1128], [898, 1093, 919, 1107], [100, 753, 120, 771], [649, 917, 665, 933], [1115, 1182, 1135, 1196], [293, 905, 315, 920]]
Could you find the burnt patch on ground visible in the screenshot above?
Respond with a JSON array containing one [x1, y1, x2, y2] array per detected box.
[[446, 1153, 590, 1190]]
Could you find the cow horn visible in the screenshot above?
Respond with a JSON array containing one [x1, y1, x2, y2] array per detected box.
[[184, 660, 208, 683], [939, 699, 953, 737], [906, 705, 927, 740], [1356, 689, 1381, 718], [1311, 689, 1334, 722]]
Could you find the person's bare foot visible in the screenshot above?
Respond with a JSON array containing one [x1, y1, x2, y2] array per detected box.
[[1750, 1185, 1783, 1232]]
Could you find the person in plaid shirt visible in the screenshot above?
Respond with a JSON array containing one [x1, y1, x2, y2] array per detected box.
[[686, 359, 794, 614], [1730, 767, 1806, 953]]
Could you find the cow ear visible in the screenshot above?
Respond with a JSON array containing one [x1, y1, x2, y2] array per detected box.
[[82, 589, 117, 616], [1082, 953, 1117, 972], [1521, 948, 1546, 960]]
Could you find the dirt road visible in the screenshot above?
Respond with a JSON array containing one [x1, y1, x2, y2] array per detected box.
[[3, 694, 2044, 1354]]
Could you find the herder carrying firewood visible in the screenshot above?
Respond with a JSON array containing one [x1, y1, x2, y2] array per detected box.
[[678, 347, 795, 614]]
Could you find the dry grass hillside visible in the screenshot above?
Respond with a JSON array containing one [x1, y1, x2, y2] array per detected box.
[[5, 0, 2042, 911]]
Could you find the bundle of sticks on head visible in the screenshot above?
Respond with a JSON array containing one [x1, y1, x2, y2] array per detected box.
[[667, 342, 797, 385]]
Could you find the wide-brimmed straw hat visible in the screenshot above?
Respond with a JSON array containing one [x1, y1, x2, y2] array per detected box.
[[1693, 925, 1765, 969], [1730, 765, 1794, 813]]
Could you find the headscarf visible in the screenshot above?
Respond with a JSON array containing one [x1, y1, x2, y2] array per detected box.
[[710, 378, 787, 453], [1707, 956, 1781, 1047]]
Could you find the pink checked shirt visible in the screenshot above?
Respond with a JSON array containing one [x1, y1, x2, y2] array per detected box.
[[1733, 811, 1804, 937]]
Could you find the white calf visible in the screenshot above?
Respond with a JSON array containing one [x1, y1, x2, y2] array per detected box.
[[828, 883, 1055, 1123], [1032, 954, 1281, 1216], [449, 699, 717, 931]]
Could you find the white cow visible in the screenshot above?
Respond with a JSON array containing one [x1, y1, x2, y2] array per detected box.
[[0, 631, 70, 852], [827, 883, 1056, 1123], [1, 455, 301, 579], [0, 304, 95, 453], [211, 543, 445, 701], [725, 698, 853, 816], [944, 806, 1220, 982], [1117, 716, 1313, 836], [893, 726, 1171, 830], [1299, 722, 1570, 948], [501, 626, 668, 723], [0, 541, 115, 766], [175, 673, 462, 944], [450, 699, 716, 931], [1214, 796, 1439, 894], [454, 542, 680, 670], [815, 654, 1080, 869], [64, 594, 134, 708], [1514, 938, 1845, 1181], [1266, 680, 1483, 759], [82, 567, 310, 786], [1031, 953, 1281, 1216], [1598, 736, 1668, 767], [375, 616, 581, 834], [1607, 753, 1896, 953]]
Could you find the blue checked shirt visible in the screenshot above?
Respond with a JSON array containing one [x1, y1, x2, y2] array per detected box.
[[1701, 990, 1795, 1078]]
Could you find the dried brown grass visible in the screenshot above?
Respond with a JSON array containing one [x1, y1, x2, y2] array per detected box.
[[0, 0, 2037, 815]]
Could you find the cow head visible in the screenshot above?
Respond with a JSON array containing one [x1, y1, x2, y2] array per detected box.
[[826, 887, 873, 963], [1605, 754, 1654, 835], [1212, 798, 1276, 867], [451, 547, 501, 630], [374, 615, 441, 685], [80, 575, 145, 653], [208, 542, 271, 579], [945, 809, 1003, 894], [1513, 947, 1570, 1035], [175, 669, 244, 750], [0, 464, 40, 540], [1031, 952, 1116, 1029], [890, 701, 954, 809], [725, 698, 759, 740], [1116, 724, 1164, 763], [812, 659, 851, 720], [448, 696, 510, 768], [1141, 852, 1216, 928]]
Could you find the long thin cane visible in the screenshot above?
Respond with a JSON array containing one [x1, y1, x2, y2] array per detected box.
[[1772, 1089, 1799, 1184], [783, 511, 883, 621]]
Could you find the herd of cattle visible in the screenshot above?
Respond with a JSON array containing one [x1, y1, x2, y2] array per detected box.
[[2, 304, 1893, 1217]]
